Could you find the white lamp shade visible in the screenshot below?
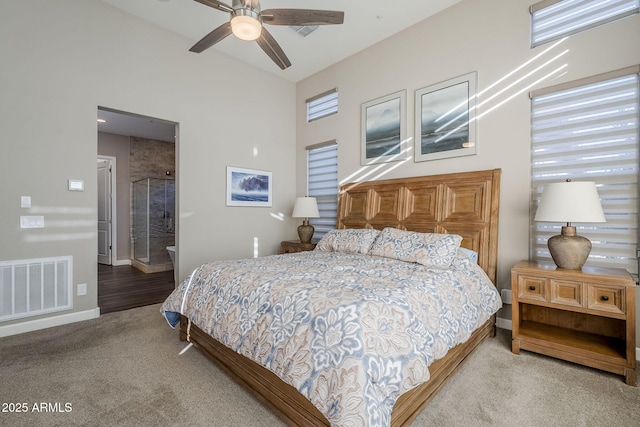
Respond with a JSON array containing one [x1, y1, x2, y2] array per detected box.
[[292, 197, 320, 218], [535, 181, 606, 223]]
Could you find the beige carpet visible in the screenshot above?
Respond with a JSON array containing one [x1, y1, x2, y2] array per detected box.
[[1, 304, 639, 426]]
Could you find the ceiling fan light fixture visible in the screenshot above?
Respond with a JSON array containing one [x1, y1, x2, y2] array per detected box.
[[190, 1, 344, 70], [231, 14, 262, 41]]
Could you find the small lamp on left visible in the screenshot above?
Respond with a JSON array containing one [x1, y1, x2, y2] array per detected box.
[[292, 197, 319, 244]]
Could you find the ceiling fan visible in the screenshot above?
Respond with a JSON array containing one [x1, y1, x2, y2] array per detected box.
[[190, 0, 344, 70]]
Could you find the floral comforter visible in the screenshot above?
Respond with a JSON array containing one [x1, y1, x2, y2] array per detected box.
[[161, 250, 501, 426]]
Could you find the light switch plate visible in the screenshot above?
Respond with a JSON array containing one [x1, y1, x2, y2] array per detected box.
[[20, 216, 44, 229], [21, 196, 31, 208]]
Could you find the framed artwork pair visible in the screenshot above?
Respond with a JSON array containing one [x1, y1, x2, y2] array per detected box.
[[361, 72, 477, 165]]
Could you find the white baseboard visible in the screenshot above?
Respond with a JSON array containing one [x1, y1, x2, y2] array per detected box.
[[496, 316, 512, 330], [0, 308, 101, 338], [111, 259, 131, 266]]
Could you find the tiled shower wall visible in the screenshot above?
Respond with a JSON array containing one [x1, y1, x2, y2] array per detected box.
[[130, 137, 176, 270], [130, 137, 175, 182]]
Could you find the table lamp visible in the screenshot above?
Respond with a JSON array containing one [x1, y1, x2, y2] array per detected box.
[[292, 197, 320, 244], [534, 180, 606, 270]]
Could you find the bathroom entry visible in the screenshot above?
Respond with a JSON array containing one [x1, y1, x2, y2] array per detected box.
[[97, 107, 177, 266], [97, 107, 178, 313]]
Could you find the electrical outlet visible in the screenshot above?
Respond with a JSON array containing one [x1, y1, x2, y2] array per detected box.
[[501, 289, 512, 305], [77, 283, 87, 296]]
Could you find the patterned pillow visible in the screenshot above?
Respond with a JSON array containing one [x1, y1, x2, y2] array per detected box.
[[314, 229, 381, 255], [369, 227, 462, 267]]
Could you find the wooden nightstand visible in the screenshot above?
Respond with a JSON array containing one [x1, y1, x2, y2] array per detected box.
[[280, 240, 317, 254], [511, 260, 636, 386]]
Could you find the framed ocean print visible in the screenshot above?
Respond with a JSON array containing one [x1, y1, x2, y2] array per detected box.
[[361, 90, 408, 165], [414, 72, 477, 162], [226, 166, 272, 207]]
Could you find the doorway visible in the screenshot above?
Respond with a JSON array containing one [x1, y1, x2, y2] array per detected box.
[[97, 156, 115, 265], [97, 107, 178, 313]]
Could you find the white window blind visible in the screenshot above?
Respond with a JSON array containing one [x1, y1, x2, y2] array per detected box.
[[531, 70, 639, 277], [307, 89, 338, 122], [307, 142, 338, 238], [531, 0, 639, 47]]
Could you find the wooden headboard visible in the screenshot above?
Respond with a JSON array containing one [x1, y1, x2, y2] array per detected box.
[[337, 169, 501, 284]]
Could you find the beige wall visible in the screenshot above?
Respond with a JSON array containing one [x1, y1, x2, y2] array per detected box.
[[0, 0, 296, 329], [295, 0, 640, 329]]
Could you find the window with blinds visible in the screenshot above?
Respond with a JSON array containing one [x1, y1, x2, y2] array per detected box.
[[530, 0, 639, 48], [307, 142, 338, 238], [530, 69, 639, 277], [306, 89, 338, 122]]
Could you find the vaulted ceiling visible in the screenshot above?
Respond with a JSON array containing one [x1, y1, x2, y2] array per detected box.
[[97, 0, 462, 140], [101, 0, 462, 82]]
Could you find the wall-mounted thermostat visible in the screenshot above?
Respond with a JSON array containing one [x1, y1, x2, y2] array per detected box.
[[68, 179, 84, 191]]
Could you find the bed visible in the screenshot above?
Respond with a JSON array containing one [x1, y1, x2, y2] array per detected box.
[[161, 168, 501, 426]]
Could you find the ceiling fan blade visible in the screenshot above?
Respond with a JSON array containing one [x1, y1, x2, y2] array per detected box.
[[256, 27, 292, 70], [189, 22, 233, 53], [261, 9, 344, 26], [193, 0, 233, 13]]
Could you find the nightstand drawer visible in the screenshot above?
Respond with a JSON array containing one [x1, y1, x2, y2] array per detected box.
[[549, 279, 583, 308], [587, 284, 625, 315], [517, 275, 547, 303]]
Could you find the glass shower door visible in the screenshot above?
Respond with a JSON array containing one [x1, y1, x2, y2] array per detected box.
[[132, 178, 150, 263]]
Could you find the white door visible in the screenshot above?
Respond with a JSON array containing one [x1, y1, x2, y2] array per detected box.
[[97, 158, 112, 265]]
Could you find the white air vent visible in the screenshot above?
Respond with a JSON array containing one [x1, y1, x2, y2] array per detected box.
[[0, 256, 73, 321], [290, 25, 319, 37]]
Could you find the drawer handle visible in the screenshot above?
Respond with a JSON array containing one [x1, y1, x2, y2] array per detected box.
[[529, 286, 536, 291], [601, 295, 609, 301]]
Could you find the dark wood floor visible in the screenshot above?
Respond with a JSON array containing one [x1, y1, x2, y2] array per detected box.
[[98, 264, 175, 314]]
